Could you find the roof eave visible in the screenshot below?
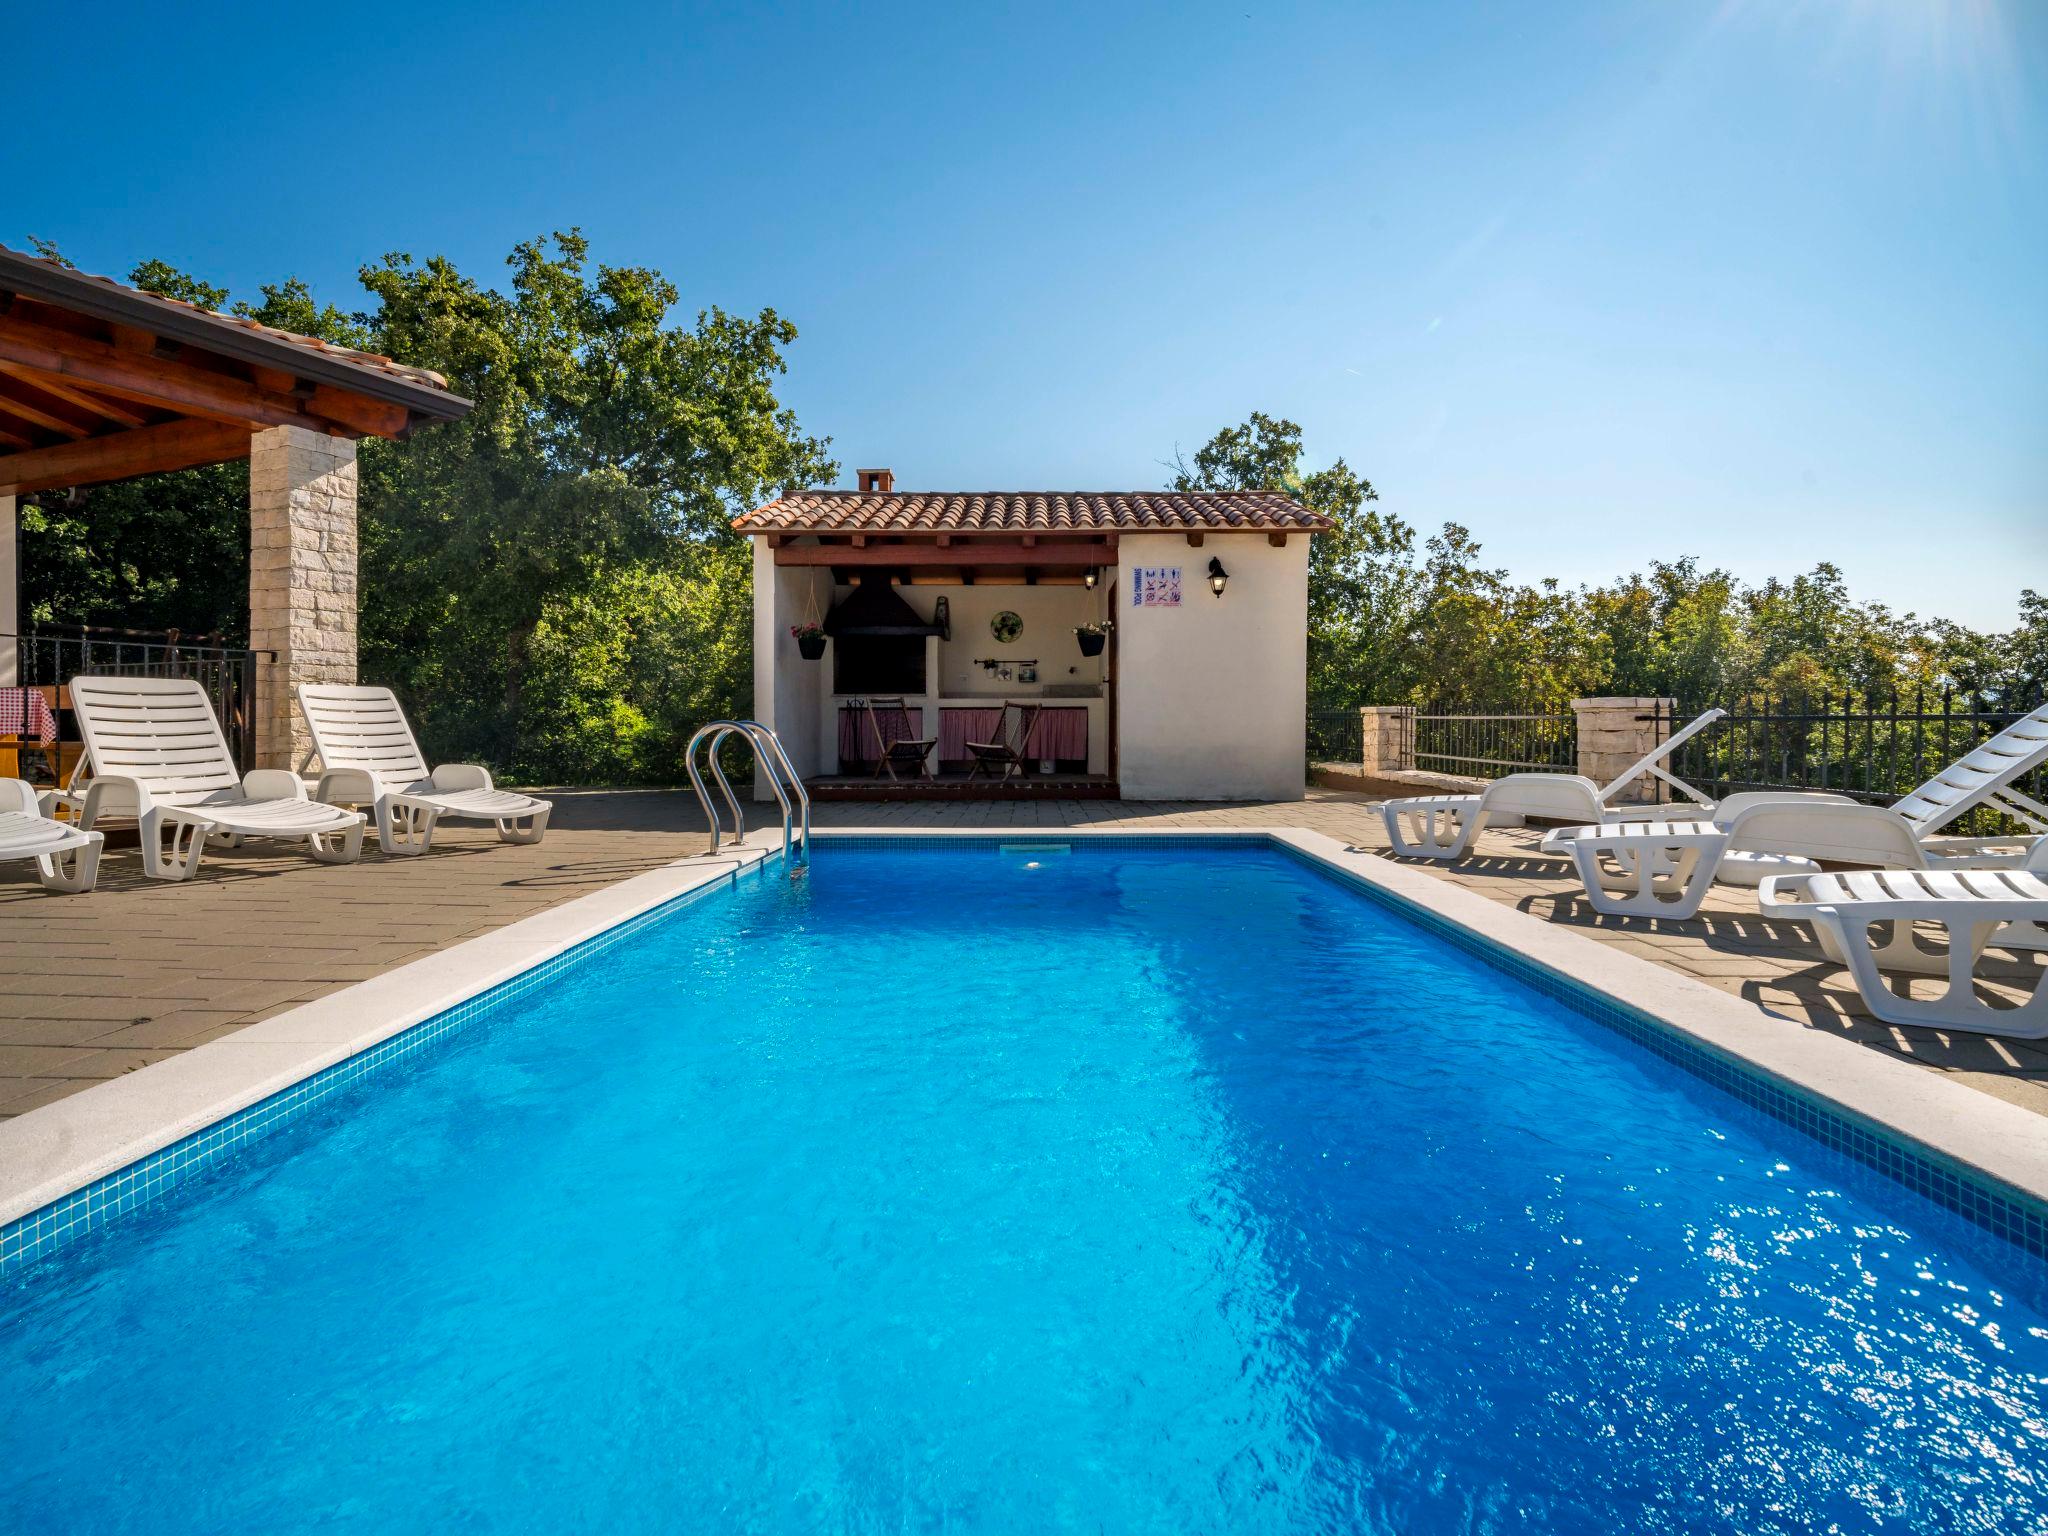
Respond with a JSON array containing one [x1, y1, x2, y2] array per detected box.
[[0, 247, 473, 424]]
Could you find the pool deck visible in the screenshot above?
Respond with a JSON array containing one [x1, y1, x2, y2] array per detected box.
[[2, 787, 2042, 1122]]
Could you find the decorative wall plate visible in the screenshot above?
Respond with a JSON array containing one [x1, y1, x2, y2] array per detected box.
[[990, 610, 1024, 643]]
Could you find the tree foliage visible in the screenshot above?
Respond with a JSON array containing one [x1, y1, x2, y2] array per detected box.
[[19, 233, 834, 782], [355, 232, 833, 772], [1178, 414, 2043, 711]]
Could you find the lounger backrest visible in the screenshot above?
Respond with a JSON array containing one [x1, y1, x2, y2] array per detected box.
[[297, 684, 431, 785], [1483, 773, 1605, 822], [1725, 801, 1926, 868], [1890, 703, 2048, 834], [69, 676, 240, 808]]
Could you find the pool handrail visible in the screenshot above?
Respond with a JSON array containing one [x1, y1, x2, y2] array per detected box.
[[684, 720, 810, 874]]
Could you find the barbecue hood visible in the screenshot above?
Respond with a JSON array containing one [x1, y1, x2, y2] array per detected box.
[[822, 576, 948, 638]]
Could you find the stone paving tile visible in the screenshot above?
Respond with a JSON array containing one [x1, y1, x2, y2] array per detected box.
[[1, 786, 2042, 1122]]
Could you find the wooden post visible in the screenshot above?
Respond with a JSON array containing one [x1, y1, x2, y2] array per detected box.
[[0, 494, 17, 686]]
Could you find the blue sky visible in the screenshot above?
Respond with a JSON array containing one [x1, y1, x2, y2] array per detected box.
[[8, 0, 2043, 628]]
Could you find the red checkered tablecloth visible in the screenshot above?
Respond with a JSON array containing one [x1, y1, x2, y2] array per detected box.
[[0, 688, 58, 746]]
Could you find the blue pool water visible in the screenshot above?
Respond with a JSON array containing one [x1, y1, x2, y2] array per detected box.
[[4, 842, 2047, 1533]]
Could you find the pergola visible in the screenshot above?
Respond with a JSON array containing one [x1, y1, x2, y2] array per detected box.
[[0, 243, 471, 767]]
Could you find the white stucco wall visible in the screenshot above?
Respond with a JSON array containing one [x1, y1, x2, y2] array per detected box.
[[925, 584, 1108, 696], [1113, 533, 1308, 801], [751, 542, 834, 799]]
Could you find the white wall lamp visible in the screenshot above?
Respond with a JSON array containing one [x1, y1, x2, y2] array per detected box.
[[1206, 557, 1229, 598], [1083, 567, 1099, 589]]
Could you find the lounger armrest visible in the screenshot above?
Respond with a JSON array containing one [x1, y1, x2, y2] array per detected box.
[[1755, 873, 1823, 915], [241, 769, 309, 802], [0, 778, 35, 816], [313, 767, 383, 808], [431, 763, 494, 793], [78, 774, 156, 828]]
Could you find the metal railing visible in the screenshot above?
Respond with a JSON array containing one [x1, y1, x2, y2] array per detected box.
[[1661, 690, 2048, 837], [1412, 705, 1575, 779], [1307, 707, 1365, 771], [684, 719, 810, 875], [2, 625, 266, 776]]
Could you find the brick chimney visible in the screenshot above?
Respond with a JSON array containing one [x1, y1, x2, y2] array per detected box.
[[857, 468, 894, 493]]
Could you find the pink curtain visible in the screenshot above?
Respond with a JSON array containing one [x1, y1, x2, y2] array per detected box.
[[938, 708, 1004, 761], [937, 707, 1087, 765], [837, 704, 919, 766], [1026, 708, 1088, 762]]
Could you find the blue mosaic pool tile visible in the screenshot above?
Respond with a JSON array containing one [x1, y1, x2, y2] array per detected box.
[[5, 833, 2044, 1283], [1264, 840, 2048, 1265], [0, 860, 763, 1282]]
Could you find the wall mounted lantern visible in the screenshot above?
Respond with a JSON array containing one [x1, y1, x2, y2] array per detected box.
[[1207, 557, 1229, 598], [1083, 567, 1098, 590]]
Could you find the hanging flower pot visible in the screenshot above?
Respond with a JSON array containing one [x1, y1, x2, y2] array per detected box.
[[792, 623, 827, 660], [1075, 625, 1108, 658]]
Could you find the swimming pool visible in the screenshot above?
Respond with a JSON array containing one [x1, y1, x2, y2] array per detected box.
[[4, 839, 2046, 1532]]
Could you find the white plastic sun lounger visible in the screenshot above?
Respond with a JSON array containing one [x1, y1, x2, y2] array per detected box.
[[1887, 701, 2048, 850], [1535, 703, 2048, 917], [63, 676, 365, 880], [298, 684, 551, 856], [1537, 800, 1981, 922], [1382, 707, 1730, 860], [0, 778, 102, 894], [1758, 859, 2048, 1036]]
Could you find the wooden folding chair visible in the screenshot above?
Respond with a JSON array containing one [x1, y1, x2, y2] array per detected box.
[[864, 697, 936, 782], [965, 702, 1041, 782]]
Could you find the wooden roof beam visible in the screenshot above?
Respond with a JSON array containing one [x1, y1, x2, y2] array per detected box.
[[0, 372, 103, 437], [0, 310, 369, 436], [0, 362, 151, 428], [0, 418, 252, 497]]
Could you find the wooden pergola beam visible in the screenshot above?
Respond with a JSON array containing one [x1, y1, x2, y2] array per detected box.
[[0, 418, 252, 497], [0, 372, 102, 438], [0, 311, 361, 436], [0, 360, 150, 428]]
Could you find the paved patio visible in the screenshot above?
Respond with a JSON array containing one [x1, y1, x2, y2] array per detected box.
[[2, 788, 2042, 1121]]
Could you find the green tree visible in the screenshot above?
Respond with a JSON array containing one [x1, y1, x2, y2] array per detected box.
[[354, 230, 834, 767]]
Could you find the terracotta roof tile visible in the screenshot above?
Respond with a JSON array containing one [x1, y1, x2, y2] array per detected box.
[[735, 490, 1331, 535]]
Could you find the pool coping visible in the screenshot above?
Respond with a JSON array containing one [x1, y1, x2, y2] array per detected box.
[[3, 824, 2045, 1275]]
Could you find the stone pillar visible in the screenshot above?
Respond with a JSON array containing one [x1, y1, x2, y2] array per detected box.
[[0, 495, 17, 686], [1571, 696, 1673, 803], [249, 426, 358, 771], [1358, 705, 1415, 774]]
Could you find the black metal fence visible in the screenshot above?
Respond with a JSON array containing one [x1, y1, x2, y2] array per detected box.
[[1412, 705, 1575, 778], [3, 625, 266, 777], [1662, 691, 2047, 837], [1307, 707, 1365, 771]]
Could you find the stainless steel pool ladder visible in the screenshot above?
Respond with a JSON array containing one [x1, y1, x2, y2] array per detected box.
[[684, 720, 811, 875]]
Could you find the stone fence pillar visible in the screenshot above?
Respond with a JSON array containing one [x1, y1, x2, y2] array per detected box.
[[1358, 705, 1415, 774], [1571, 696, 1673, 803], [250, 426, 358, 770]]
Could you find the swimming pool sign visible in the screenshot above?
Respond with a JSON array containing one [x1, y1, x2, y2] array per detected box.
[[1131, 567, 1182, 607]]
